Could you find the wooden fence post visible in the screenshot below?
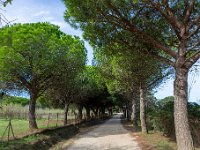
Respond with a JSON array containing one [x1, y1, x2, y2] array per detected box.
[[1, 119, 15, 142], [47, 113, 50, 128], [56, 113, 58, 127]]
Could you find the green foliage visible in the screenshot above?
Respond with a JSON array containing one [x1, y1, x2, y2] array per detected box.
[[0, 96, 29, 106], [147, 96, 200, 142], [75, 66, 106, 100], [0, 22, 87, 128], [0, 22, 86, 96], [93, 44, 170, 112], [188, 102, 200, 120], [147, 97, 174, 137], [0, 23, 60, 89], [36, 95, 51, 108], [43, 38, 86, 108], [71, 66, 116, 110], [1, 0, 12, 7]]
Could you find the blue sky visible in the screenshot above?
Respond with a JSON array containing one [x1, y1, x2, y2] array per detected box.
[[2, 0, 200, 102], [2, 0, 93, 65]]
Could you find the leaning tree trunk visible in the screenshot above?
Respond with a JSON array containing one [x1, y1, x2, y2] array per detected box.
[[139, 85, 147, 133], [64, 102, 69, 125], [131, 96, 138, 128], [29, 91, 38, 129], [174, 66, 194, 150]]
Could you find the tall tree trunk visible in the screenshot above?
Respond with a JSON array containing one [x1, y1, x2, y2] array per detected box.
[[77, 105, 83, 120], [131, 96, 138, 127], [174, 67, 194, 150], [64, 102, 69, 125], [101, 107, 105, 115], [29, 91, 38, 129], [123, 108, 126, 118], [85, 107, 91, 119], [126, 101, 131, 120], [139, 85, 147, 133], [96, 108, 99, 117], [103, 107, 106, 114], [93, 108, 99, 118], [109, 108, 113, 116]]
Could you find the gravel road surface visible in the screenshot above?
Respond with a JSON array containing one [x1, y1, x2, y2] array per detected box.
[[66, 113, 141, 150]]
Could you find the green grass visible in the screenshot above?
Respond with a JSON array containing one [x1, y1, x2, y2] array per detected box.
[[138, 131, 177, 150], [0, 134, 44, 150], [0, 118, 75, 140], [0, 119, 29, 138], [138, 131, 200, 150]]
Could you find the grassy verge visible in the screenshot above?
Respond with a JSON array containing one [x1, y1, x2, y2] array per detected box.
[[0, 117, 109, 150], [137, 132, 177, 150], [0, 125, 79, 150], [137, 132, 200, 150], [0, 134, 45, 150], [0, 118, 75, 139], [122, 119, 200, 150]]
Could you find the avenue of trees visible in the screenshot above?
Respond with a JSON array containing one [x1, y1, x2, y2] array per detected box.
[[0, 1, 200, 150], [0, 22, 118, 130], [63, 0, 200, 149]]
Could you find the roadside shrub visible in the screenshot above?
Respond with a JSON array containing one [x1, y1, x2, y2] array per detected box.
[[147, 96, 200, 145], [147, 97, 174, 137]]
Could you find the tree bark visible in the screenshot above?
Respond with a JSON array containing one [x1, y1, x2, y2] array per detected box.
[[100, 107, 106, 115], [77, 105, 83, 120], [94, 108, 99, 118], [29, 91, 38, 129], [139, 85, 147, 133], [126, 101, 131, 120], [174, 67, 194, 150], [109, 108, 113, 116], [123, 108, 126, 118], [64, 102, 69, 125], [85, 107, 91, 119], [131, 96, 138, 127]]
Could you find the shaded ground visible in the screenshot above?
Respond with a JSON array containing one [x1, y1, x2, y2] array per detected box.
[[65, 113, 141, 150]]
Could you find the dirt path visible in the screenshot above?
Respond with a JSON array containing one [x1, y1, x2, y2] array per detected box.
[[66, 113, 141, 150]]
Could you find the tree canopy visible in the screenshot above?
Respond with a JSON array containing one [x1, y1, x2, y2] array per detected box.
[[0, 22, 87, 129]]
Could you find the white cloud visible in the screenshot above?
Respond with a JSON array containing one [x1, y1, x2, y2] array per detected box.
[[44, 16, 54, 21], [33, 10, 50, 17]]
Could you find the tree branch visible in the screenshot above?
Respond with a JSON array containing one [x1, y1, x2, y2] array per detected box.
[[187, 39, 200, 51], [149, 53, 175, 67], [129, 27, 177, 58], [188, 25, 200, 38], [184, 50, 200, 69], [148, 1, 182, 39], [17, 75, 31, 90], [102, 2, 177, 58], [147, 73, 170, 90], [183, 0, 195, 27], [188, 14, 200, 30]]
